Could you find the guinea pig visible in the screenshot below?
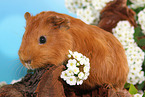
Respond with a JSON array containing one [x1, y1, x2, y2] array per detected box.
[[18, 11, 129, 90]]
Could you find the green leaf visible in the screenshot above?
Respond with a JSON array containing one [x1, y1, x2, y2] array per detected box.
[[138, 39, 145, 46], [27, 69, 35, 74], [137, 82, 145, 90], [134, 26, 144, 37], [129, 84, 138, 95], [144, 60, 145, 67], [142, 61, 145, 74], [143, 92, 145, 97], [127, 0, 132, 5], [124, 83, 130, 89], [133, 6, 145, 14], [134, 26, 141, 42]]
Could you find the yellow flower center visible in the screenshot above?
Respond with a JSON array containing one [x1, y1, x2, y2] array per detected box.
[[70, 63, 74, 66], [70, 78, 73, 81], [69, 70, 72, 73], [65, 73, 67, 76]]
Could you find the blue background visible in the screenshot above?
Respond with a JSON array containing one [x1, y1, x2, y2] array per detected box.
[[0, 0, 76, 84]]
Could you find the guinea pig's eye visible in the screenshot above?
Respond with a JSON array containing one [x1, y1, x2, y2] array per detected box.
[[39, 36, 46, 44]]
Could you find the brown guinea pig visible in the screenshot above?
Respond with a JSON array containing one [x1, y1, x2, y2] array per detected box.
[[18, 11, 129, 90]]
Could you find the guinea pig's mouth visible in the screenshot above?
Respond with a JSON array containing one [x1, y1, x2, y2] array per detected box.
[[21, 59, 33, 70], [20, 57, 51, 70], [22, 60, 49, 70], [25, 62, 33, 70]]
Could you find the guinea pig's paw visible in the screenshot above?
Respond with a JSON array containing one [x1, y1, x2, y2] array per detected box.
[[47, 16, 70, 29]]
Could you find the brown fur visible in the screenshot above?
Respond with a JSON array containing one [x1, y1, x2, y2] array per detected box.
[[19, 11, 129, 90], [98, 0, 137, 32]]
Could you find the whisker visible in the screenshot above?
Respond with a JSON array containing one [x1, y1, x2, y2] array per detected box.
[[15, 63, 27, 77], [17, 65, 25, 77], [7, 58, 20, 64], [15, 63, 23, 73], [13, 31, 22, 40], [7, 60, 22, 72], [8, 60, 22, 73]]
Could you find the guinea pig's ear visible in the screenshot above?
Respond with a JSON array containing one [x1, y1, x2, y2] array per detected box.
[[24, 12, 31, 20], [47, 16, 70, 30]]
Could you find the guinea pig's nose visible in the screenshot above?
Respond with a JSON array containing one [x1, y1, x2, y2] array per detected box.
[[24, 60, 31, 64], [23, 60, 32, 69]]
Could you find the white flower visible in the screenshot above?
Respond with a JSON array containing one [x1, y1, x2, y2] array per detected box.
[[72, 51, 83, 61], [65, 0, 77, 13], [66, 68, 74, 76], [137, 71, 145, 78], [61, 50, 90, 86], [76, 62, 80, 66], [78, 72, 85, 79], [138, 90, 144, 94], [139, 76, 145, 84], [84, 72, 90, 80], [60, 71, 70, 80], [138, 8, 145, 35], [66, 76, 77, 85], [82, 0, 92, 6], [0, 81, 7, 87], [133, 93, 143, 97], [80, 58, 87, 65], [76, 6, 96, 24], [68, 54, 71, 58], [129, 65, 142, 74], [130, 0, 145, 9], [84, 66, 90, 73], [11, 78, 22, 84], [69, 50, 73, 55], [67, 59, 77, 68], [76, 8, 83, 17], [92, 0, 113, 11], [85, 57, 90, 63], [77, 79, 83, 85], [65, 0, 113, 24], [72, 67, 80, 74], [112, 20, 145, 85]]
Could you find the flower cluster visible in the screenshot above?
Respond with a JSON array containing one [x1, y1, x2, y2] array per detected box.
[[60, 50, 90, 86], [138, 8, 145, 35], [0, 78, 22, 88], [129, 0, 145, 9], [133, 93, 143, 97], [65, 0, 113, 24], [112, 20, 145, 85], [11, 78, 22, 84], [0, 81, 7, 88], [133, 90, 144, 97]]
